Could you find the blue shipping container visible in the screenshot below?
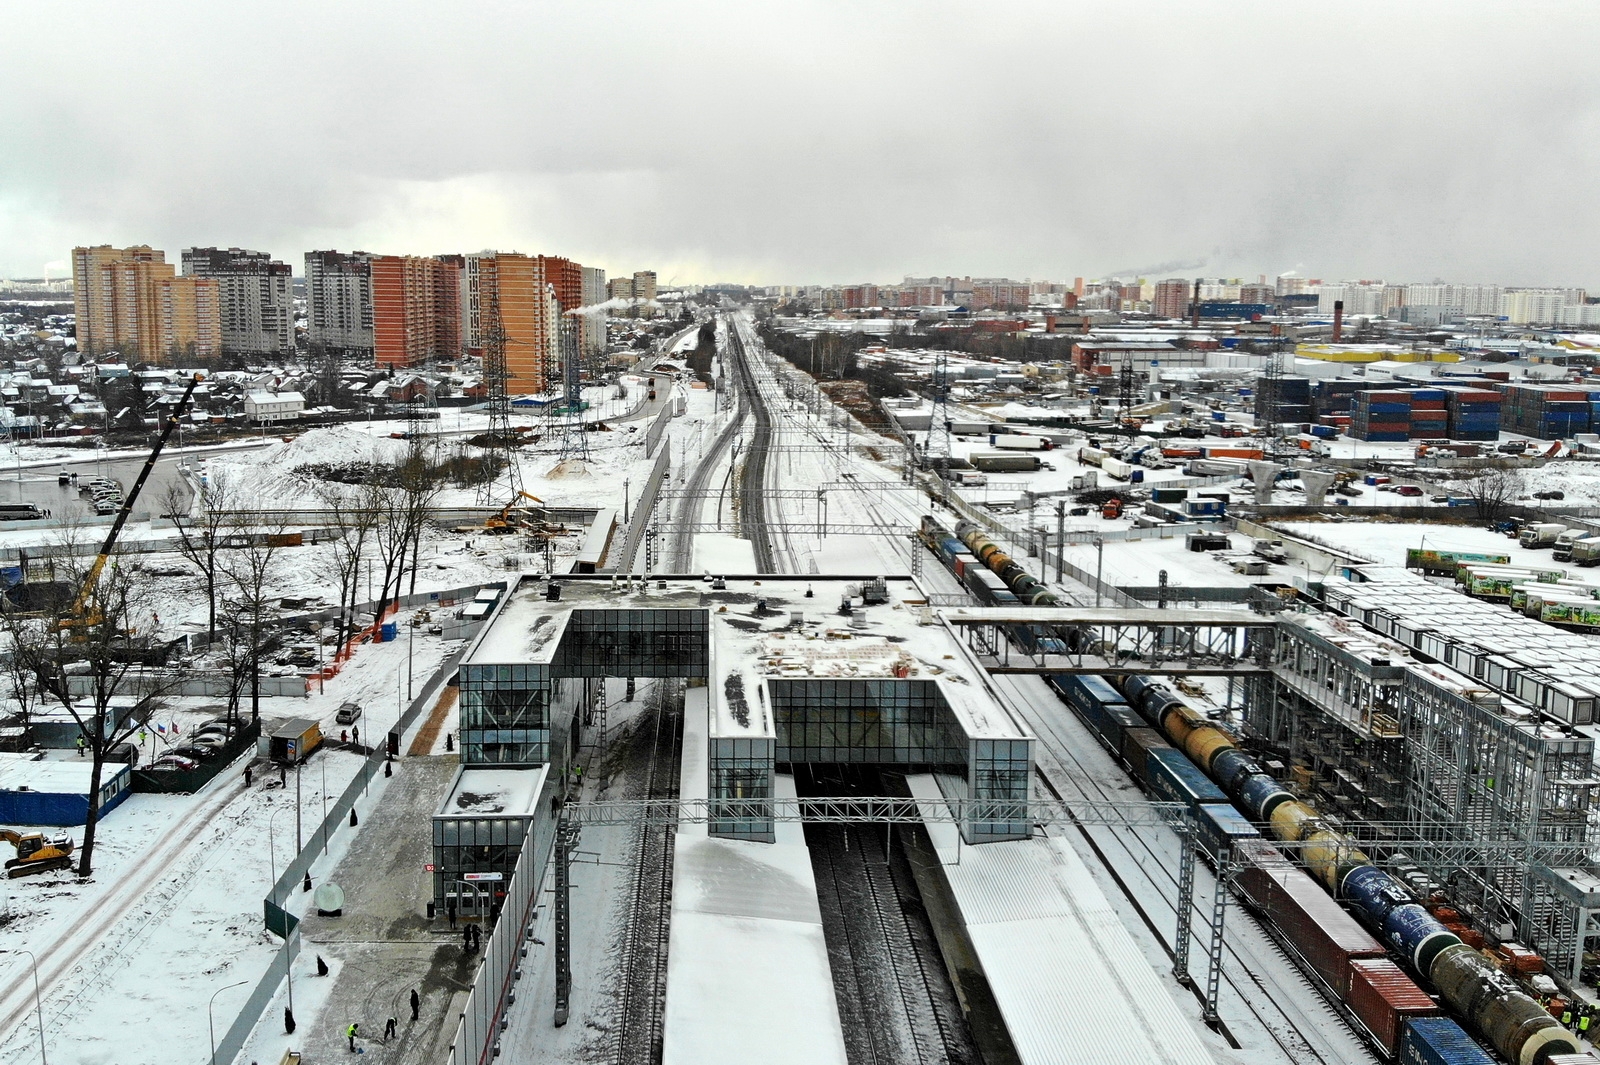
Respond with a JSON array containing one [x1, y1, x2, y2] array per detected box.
[[1397, 1017, 1495, 1065], [1144, 748, 1228, 809], [1195, 802, 1261, 859]]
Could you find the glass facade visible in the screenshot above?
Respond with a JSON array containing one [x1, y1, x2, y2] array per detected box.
[[551, 609, 709, 678], [709, 736, 776, 842], [771, 679, 964, 767], [432, 770, 558, 916]]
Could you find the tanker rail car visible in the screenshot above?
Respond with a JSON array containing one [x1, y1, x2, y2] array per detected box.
[[919, 516, 1071, 655], [1068, 668, 1587, 1065]]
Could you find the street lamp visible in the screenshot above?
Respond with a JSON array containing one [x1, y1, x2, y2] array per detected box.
[[208, 979, 249, 1065], [267, 803, 297, 905], [0, 948, 46, 1064]]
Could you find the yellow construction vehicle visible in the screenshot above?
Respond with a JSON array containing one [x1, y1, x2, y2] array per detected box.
[[485, 492, 546, 536], [0, 829, 74, 877]]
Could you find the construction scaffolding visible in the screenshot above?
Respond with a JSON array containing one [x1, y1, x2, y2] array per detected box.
[[1246, 618, 1600, 976]]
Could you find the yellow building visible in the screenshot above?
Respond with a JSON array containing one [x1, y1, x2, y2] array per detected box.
[[1294, 343, 1461, 364], [71, 245, 220, 360]]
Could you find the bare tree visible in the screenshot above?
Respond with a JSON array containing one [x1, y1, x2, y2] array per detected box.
[[221, 506, 292, 726], [312, 482, 381, 647], [160, 470, 237, 644], [1460, 467, 1524, 522], [0, 540, 171, 875]]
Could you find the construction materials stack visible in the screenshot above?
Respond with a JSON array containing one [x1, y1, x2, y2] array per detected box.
[[1408, 388, 1448, 439], [1352, 389, 1411, 441], [1498, 382, 1593, 439], [1443, 387, 1502, 441]]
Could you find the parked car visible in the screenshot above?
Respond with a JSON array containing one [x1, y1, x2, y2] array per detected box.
[[150, 755, 199, 771], [335, 702, 362, 725], [171, 744, 216, 761], [1395, 485, 1424, 497], [193, 723, 234, 741], [189, 734, 229, 751]]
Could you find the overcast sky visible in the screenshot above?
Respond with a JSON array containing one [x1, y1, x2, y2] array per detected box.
[[3, 1, 1598, 288]]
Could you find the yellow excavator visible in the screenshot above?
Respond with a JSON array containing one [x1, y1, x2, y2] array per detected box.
[[485, 492, 546, 536], [0, 830, 74, 877]]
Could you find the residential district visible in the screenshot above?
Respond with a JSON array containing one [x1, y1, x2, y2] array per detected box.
[[5, 252, 1600, 1065]]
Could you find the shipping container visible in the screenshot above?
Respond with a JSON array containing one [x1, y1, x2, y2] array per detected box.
[[1347, 958, 1441, 1053], [1144, 748, 1228, 810], [1195, 802, 1261, 861], [1119, 727, 1170, 779], [1263, 863, 1387, 996], [1398, 1016, 1495, 1065]]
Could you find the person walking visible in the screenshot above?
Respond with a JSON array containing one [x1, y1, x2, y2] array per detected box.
[[384, 1016, 397, 1041], [446, 896, 457, 930], [244, 765, 253, 787], [463, 925, 473, 953], [346, 1021, 359, 1051], [410, 988, 420, 1022], [76, 735, 85, 757], [352, 725, 359, 746]]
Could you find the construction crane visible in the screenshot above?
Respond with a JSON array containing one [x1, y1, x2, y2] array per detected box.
[[0, 829, 74, 877], [61, 374, 203, 629]]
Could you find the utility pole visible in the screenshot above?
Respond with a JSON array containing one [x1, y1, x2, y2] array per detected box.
[[1055, 500, 1065, 583], [1094, 537, 1105, 608]]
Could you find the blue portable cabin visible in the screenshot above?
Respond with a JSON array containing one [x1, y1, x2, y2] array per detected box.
[[0, 754, 132, 826]]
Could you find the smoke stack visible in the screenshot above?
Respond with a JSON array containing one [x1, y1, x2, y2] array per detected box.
[[1333, 299, 1344, 343], [1191, 278, 1202, 329]]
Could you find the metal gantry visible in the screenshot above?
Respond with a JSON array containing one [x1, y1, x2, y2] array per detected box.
[[942, 606, 1277, 676]]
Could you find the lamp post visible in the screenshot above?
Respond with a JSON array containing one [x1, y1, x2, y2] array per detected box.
[[1094, 537, 1105, 609], [267, 804, 296, 906], [208, 979, 249, 1065], [0, 948, 46, 1064]]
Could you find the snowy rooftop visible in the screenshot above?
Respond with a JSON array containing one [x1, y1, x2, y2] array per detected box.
[[437, 764, 548, 820], [463, 574, 1031, 743], [0, 752, 130, 795]]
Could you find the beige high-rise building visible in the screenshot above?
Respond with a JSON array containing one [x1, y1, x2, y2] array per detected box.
[[471, 253, 559, 391], [72, 245, 220, 360], [631, 271, 657, 301]]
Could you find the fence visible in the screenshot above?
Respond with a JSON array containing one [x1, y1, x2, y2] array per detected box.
[[131, 719, 261, 793], [611, 446, 672, 573], [644, 404, 673, 459], [212, 641, 469, 1065]]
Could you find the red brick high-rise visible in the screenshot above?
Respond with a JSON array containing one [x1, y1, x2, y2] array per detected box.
[[371, 255, 463, 369]]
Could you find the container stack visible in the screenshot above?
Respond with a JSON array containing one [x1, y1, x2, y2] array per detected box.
[[1443, 388, 1502, 441], [1352, 390, 1411, 441], [1408, 388, 1448, 439], [1497, 383, 1592, 439], [1255, 375, 1313, 426]]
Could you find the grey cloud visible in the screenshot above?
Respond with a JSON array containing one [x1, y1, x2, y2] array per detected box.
[[2, 1, 1598, 287]]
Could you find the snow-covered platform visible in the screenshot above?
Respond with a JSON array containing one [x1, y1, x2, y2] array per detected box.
[[662, 686, 848, 1065], [906, 773, 1218, 1065]]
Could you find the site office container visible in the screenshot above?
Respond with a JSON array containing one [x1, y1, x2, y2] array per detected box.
[[1347, 958, 1443, 1053]]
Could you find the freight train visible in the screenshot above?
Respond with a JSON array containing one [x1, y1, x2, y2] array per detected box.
[[919, 515, 1062, 607], [1045, 670, 1587, 1065]]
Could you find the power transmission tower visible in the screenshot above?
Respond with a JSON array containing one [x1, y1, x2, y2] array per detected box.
[[553, 316, 590, 463], [1258, 342, 1293, 460], [477, 291, 524, 505], [1118, 351, 1136, 425], [925, 348, 952, 475]]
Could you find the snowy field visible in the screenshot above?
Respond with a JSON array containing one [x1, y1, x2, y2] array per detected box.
[[1275, 518, 1559, 571]]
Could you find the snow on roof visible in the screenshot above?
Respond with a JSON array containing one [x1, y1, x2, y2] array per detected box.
[[664, 693, 847, 1065], [0, 752, 129, 795], [437, 764, 547, 819], [906, 774, 1216, 1065]]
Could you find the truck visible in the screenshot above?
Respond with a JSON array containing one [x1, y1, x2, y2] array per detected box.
[[989, 433, 1050, 451], [968, 452, 1042, 473], [1519, 522, 1569, 549], [1553, 530, 1587, 561], [269, 718, 324, 765], [1572, 536, 1600, 567]]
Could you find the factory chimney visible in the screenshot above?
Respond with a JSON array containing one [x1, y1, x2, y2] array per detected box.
[[1332, 300, 1345, 343], [1191, 278, 1201, 329]]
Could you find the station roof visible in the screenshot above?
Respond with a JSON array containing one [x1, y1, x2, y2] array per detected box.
[[436, 764, 548, 820]]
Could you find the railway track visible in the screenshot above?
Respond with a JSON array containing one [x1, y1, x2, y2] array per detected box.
[[807, 813, 979, 1065], [724, 318, 779, 571], [613, 682, 682, 1065], [996, 671, 1375, 1065]]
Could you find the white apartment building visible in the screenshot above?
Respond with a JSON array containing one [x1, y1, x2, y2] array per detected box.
[[304, 250, 374, 355]]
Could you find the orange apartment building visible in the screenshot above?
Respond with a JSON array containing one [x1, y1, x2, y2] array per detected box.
[[471, 253, 559, 391], [371, 255, 463, 369], [72, 245, 221, 360]]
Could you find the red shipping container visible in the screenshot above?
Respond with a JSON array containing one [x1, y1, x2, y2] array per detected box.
[[1234, 838, 1294, 911], [1411, 401, 1447, 410], [1361, 423, 1410, 433], [1367, 391, 1412, 401], [1119, 728, 1169, 780], [1347, 958, 1441, 1052], [1205, 447, 1265, 460], [1263, 865, 1387, 996]]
